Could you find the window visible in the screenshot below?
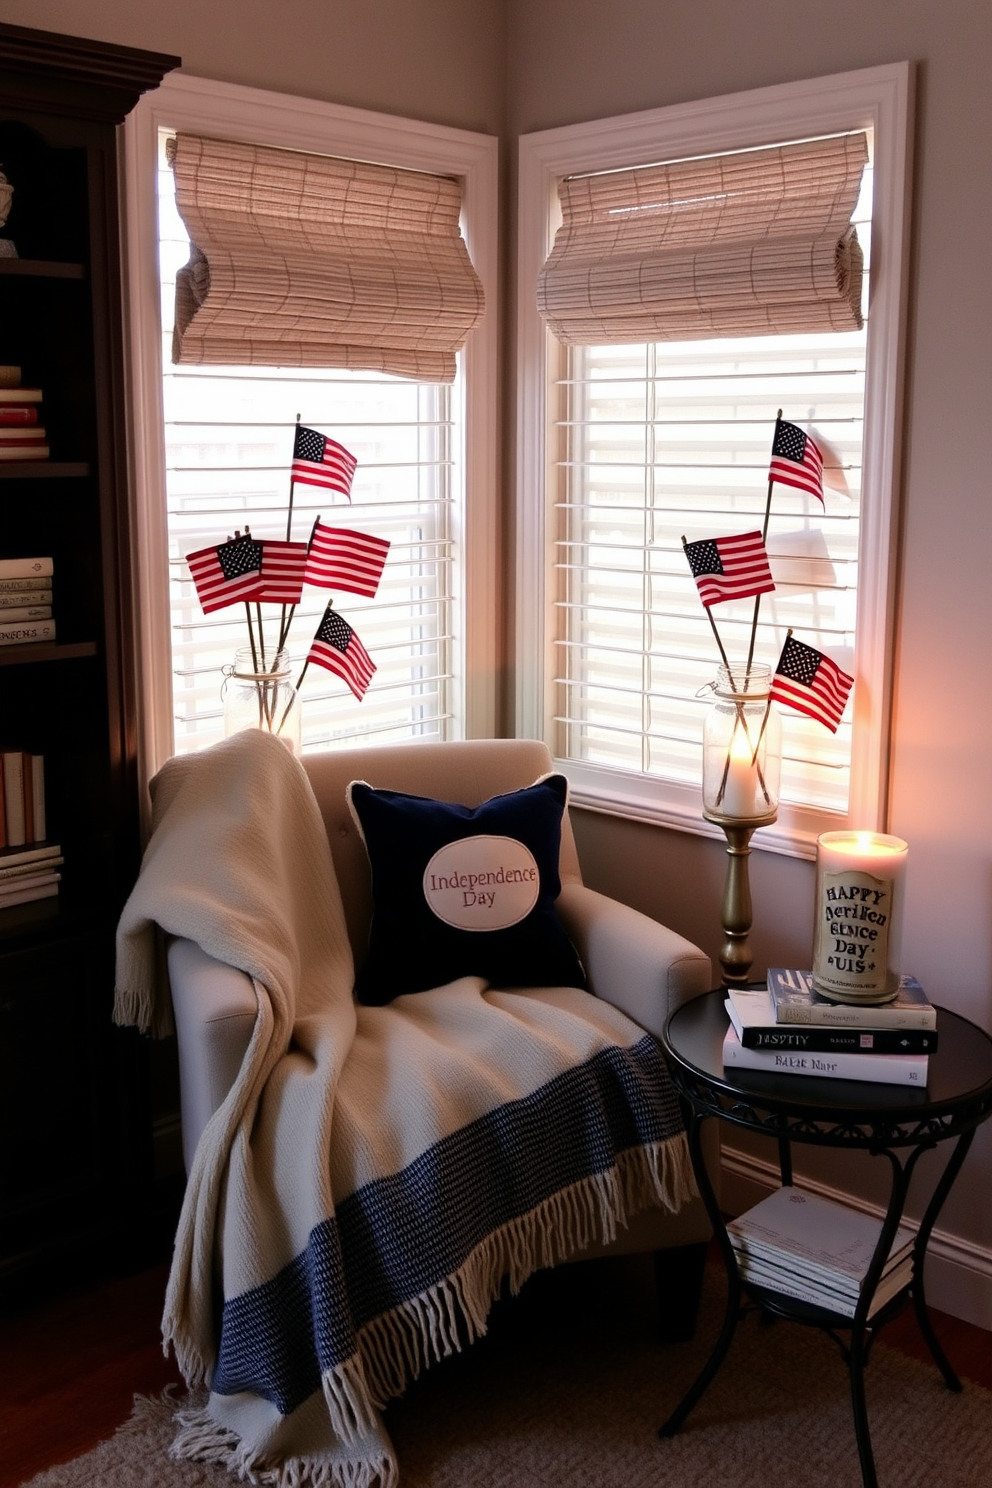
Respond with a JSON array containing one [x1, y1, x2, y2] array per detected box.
[[517, 65, 913, 856], [124, 74, 497, 783]]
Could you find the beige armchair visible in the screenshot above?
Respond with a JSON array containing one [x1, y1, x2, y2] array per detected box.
[[166, 736, 717, 1340]]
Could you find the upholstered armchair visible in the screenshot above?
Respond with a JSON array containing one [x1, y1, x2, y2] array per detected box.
[[164, 736, 717, 1344]]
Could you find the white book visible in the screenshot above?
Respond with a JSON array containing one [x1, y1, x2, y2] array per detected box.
[[0, 880, 59, 908], [0, 854, 63, 881], [0, 589, 53, 608], [0, 618, 56, 645], [0, 604, 52, 622], [0, 841, 61, 870], [0, 576, 52, 594], [728, 1187, 915, 1290], [2, 751, 25, 847], [0, 556, 53, 580], [722, 1023, 928, 1087], [0, 869, 60, 897], [736, 1252, 912, 1319]]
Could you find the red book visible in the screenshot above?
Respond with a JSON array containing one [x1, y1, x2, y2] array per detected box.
[[0, 406, 39, 425]]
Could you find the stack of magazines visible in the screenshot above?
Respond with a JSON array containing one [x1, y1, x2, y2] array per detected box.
[[728, 1185, 914, 1318], [723, 968, 936, 1087]]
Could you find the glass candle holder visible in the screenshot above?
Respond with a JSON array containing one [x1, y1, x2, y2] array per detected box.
[[702, 663, 781, 824], [222, 647, 301, 755], [812, 831, 908, 1004]]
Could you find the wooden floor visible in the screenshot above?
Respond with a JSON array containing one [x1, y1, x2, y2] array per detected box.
[[1, 1255, 990, 1488]]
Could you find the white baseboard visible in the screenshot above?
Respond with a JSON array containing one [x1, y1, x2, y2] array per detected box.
[[721, 1142, 992, 1331]]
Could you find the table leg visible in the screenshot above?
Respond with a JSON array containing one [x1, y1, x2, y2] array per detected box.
[[659, 1107, 742, 1438], [909, 1128, 975, 1391]]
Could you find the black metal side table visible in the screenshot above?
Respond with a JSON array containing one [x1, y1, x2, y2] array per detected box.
[[659, 989, 992, 1488]]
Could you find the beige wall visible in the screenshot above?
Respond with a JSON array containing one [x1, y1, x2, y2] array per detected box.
[[0, 0, 506, 134], [506, 0, 992, 1296]]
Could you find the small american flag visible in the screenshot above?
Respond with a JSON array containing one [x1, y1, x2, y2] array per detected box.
[[684, 531, 775, 607], [291, 426, 358, 500], [256, 540, 309, 604], [769, 418, 824, 505], [771, 634, 853, 732], [307, 607, 375, 700], [305, 522, 390, 598], [187, 534, 263, 613]]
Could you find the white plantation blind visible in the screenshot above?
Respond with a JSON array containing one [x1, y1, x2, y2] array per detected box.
[[168, 133, 485, 383], [538, 133, 867, 344], [158, 132, 459, 755], [554, 151, 872, 817]]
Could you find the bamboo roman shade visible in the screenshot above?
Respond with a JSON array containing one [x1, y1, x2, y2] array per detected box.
[[537, 132, 869, 344], [167, 133, 485, 382]]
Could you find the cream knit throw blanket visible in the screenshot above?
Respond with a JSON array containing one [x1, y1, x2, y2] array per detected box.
[[115, 731, 695, 1488]]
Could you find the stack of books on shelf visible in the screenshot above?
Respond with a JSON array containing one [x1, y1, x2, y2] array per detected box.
[[0, 366, 49, 461], [0, 556, 55, 646], [723, 967, 936, 1087], [728, 1185, 915, 1319], [0, 750, 60, 908]]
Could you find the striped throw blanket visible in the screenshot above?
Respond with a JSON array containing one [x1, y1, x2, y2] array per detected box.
[[115, 731, 693, 1488]]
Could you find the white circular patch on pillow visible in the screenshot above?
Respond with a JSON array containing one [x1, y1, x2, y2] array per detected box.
[[422, 835, 541, 931]]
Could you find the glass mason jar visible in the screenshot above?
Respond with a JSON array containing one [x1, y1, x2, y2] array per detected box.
[[702, 663, 781, 822], [222, 647, 301, 755]]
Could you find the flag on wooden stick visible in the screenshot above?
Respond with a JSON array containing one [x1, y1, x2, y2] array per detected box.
[[684, 531, 775, 607], [187, 534, 263, 612], [305, 522, 390, 598], [256, 539, 309, 604], [307, 606, 375, 700], [291, 425, 358, 499], [771, 633, 853, 732], [769, 418, 824, 504]]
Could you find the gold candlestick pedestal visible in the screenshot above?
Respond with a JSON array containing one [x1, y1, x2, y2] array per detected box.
[[704, 808, 777, 986]]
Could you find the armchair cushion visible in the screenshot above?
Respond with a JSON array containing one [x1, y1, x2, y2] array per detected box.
[[348, 773, 587, 1004]]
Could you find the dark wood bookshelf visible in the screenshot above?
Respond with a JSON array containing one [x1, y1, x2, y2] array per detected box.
[[0, 22, 179, 1287]]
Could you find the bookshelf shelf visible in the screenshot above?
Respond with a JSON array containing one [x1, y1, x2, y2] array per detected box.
[[0, 258, 86, 279], [0, 20, 178, 1291], [0, 640, 98, 667], [0, 462, 90, 479]]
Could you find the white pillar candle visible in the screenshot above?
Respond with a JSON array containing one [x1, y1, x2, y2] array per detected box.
[[812, 831, 908, 1004], [721, 728, 759, 818]]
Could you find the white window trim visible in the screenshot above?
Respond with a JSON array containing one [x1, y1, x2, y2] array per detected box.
[[516, 63, 914, 859], [122, 72, 499, 790]]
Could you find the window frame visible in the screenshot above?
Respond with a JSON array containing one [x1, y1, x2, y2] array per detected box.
[[123, 72, 499, 789], [516, 63, 914, 858]]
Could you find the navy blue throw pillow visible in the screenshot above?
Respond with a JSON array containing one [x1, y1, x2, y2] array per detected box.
[[347, 774, 587, 1005]]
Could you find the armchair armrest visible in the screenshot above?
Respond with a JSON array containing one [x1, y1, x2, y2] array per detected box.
[[167, 937, 258, 1173], [556, 882, 711, 1040]]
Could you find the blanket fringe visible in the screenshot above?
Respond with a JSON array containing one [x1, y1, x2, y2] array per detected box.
[[170, 1401, 397, 1488], [325, 1132, 694, 1425]]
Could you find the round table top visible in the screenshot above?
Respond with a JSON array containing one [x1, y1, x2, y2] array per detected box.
[[663, 988, 992, 1136]]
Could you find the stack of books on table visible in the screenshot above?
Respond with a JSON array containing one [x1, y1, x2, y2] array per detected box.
[[723, 968, 937, 1087], [0, 368, 49, 461], [0, 750, 60, 908], [0, 556, 55, 646], [728, 1185, 915, 1318]]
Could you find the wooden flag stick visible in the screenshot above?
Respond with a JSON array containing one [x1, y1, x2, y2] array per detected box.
[[750, 627, 789, 766], [744, 407, 782, 675]]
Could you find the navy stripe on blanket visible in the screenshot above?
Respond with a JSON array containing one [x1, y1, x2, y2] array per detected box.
[[212, 1034, 682, 1415]]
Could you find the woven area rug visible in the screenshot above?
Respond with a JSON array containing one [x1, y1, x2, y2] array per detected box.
[[21, 1258, 991, 1488]]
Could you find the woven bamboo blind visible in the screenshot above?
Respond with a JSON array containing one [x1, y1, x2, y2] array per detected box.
[[168, 133, 485, 382], [537, 132, 868, 344]]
